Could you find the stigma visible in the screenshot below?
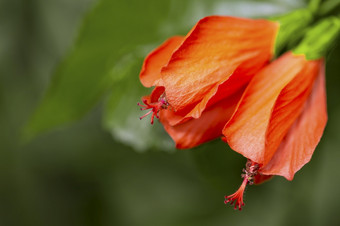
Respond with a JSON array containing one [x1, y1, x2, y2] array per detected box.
[[224, 160, 259, 210], [138, 94, 169, 124]]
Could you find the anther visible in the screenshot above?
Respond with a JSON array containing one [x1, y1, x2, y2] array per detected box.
[[138, 94, 169, 124]]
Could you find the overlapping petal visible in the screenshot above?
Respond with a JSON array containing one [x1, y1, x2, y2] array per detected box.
[[160, 91, 243, 149], [260, 64, 327, 180], [140, 36, 184, 87], [161, 16, 279, 117], [223, 52, 327, 179], [139, 15, 279, 149], [139, 16, 279, 126]]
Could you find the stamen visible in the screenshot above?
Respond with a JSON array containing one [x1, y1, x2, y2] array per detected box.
[[138, 94, 169, 124], [224, 160, 259, 211]]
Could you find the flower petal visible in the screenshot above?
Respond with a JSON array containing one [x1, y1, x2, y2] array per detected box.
[[260, 64, 327, 180], [140, 86, 165, 104], [140, 36, 184, 87], [253, 174, 273, 185], [222, 52, 308, 164], [160, 92, 242, 149], [263, 59, 322, 165], [161, 16, 278, 114]]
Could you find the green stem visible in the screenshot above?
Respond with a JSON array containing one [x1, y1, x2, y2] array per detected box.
[[270, 9, 313, 56], [317, 0, 340, 17], [308, 0, 322, 15], [293, 16, 340, 60]]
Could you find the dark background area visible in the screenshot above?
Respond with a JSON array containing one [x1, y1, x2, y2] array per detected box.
[[1, 0, 340, 225]]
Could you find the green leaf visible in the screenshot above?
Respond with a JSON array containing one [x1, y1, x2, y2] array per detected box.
[[24, 0, 185, 140]]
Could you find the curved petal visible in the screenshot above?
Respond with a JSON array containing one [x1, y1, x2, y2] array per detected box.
[[263, 59, 322, 165], [139, 36, 184, 87], [164, 69, 251, 126], [150, 86, 165, 102], [161, 16, 279, 114], [260, 64, 327, 180], [140, 86, 165, 104], [160, 92, 242, 149], [222, 52, 308, 164]]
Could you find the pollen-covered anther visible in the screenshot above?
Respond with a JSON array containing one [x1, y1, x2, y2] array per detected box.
[[138, 94, 169, 124], [224, 160, 259, 211]]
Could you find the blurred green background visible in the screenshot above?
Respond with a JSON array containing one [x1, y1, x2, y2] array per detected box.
[[1, 0, 340, 225]]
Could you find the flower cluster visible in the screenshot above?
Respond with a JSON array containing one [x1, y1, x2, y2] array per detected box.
[[138, 11, 339, 210]]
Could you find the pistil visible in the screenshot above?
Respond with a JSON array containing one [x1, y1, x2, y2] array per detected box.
[[224, 160, 259, 210]]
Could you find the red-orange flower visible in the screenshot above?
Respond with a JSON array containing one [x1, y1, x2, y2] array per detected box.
[[139, 16, 278, 149], [223, 51, 327, 210]]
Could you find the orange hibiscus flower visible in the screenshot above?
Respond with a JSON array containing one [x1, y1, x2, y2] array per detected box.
[[223, 52, 327, 210], [139, 16, 279, 148]]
